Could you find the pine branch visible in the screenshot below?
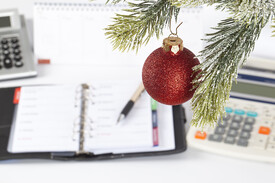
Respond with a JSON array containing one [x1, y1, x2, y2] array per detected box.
[[104, 0, 275, 128], [170, 0, 216, 7], [172, 0, 275, 24], [105, 0, 180, 52], [191, 14, 271, 128], [215, 0, 275, 25], [273, 17, 275, 37], [106, 0, 125, 4]]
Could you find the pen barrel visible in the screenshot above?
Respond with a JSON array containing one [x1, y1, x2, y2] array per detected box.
[[122, 101, 135, 116], [131, 83, 145, 102]]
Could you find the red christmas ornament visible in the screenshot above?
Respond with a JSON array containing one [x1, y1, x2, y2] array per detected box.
[[142, 37, 200, 105]]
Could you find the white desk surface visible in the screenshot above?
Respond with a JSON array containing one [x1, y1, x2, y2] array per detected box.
[[0, 1, 275, 183]]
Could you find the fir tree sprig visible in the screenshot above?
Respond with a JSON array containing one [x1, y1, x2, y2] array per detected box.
[[191, 15, 271, 127], [105, 0, 275, 128], [106, 0, 124, 4], [105, 0, 180, 52], [215, 1, 275, 24], [190, 1, 274, 127], [170, 0, 216, 7]]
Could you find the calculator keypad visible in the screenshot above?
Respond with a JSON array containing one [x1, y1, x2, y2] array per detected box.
[[194, 100, 275, 151], [0, 36, 23, 69], [188, 98, 275, 162], [204, 106, 273, 147]]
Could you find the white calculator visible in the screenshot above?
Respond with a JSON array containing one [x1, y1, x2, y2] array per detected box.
[[187, 57, 275, 163]]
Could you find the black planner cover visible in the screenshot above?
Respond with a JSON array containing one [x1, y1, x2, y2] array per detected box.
[[0, 87, 187, 161]]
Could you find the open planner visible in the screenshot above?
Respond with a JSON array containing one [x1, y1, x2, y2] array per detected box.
[[0, 81, 187, 161]]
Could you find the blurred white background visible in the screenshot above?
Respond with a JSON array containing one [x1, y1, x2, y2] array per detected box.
[[0, 1, 274, 183]]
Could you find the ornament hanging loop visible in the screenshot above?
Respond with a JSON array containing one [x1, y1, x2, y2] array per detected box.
[[169, 22, 183, 38], [163, 22, 184, 53]]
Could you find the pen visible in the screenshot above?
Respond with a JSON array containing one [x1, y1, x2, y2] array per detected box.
[[117, 82, 145, 124]]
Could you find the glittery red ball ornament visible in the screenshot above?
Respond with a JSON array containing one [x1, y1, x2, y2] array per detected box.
[[142, 37, 200, 105]]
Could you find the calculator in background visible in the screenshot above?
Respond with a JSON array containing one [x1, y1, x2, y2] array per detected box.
[[0, 9, 37, 81], [187, 57, 275, 163]]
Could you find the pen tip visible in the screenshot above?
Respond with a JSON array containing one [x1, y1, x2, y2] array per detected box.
[[117, 114, 125, 124]]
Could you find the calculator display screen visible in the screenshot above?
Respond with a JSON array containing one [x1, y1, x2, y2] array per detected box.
[[231, 81, 275, 99], [0, 16, 11, 28]]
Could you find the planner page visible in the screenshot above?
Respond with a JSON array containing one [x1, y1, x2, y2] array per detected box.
[[83, 81, 153, 152], [34, 1, 203, 67], [8, 85, 79, 153], [92, 103, 175, 155]]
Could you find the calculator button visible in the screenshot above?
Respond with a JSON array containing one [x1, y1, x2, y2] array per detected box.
[[224, 136, 236, 144], [14, 61, 24, 68], [214, 127, 226, 135], [11, 37, 19, 43], [14, 55, 22, 61], [209, 134, 223, 142], [227, 129, 238, 137], [2, 44, 9, 50], [234, 109, 245, 115], [258, 126, 270, 135], [3, 58, 13, 68], [218, 120, 228, 128], [225, 107, 233, 113], [230, 122, 241, 130], [195, 131, 207, 140], [242, 124, 253, 132], [1, 39, 8, 44], [266, 144, 275, 152], [240, 131, 251, 139], [3, 50, 10, 56], [11, 44, 20, 49], [13, 49, 21, 55], [223, 113, 231, 121], [247, 111, 258, 117], [232, 115, 243, 123], [237, 139, 249, 147], [244, 117, 255, 125]]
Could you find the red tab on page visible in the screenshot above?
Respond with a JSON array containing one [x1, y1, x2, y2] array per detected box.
[[13, 87, 21, 104]]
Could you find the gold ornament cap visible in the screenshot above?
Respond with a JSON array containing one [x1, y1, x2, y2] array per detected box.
[[162, 37, 183, 54]]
